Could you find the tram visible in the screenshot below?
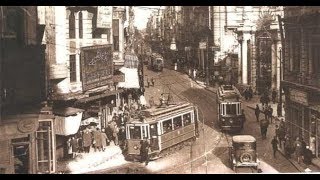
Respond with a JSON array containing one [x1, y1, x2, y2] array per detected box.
[[125, 102, 199, 161], [216, 85, 245, 132], [149, 53, 164, 71]]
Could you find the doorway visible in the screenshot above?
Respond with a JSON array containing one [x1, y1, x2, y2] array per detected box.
[[12, 143, 30, 174]]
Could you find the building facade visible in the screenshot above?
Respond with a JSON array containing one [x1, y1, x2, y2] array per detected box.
[[0, 6, 55, 174], [282, 6, 320, 157], [147, 6, 284, 95], [38, 6, 129, 162]]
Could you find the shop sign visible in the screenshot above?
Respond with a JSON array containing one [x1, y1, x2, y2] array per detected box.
[[81, 45, 113, 91], [97, 6, 113, 29], [17, 118, 39, 133], [289, 88, 308, 106], [199, 42, 207, 49]]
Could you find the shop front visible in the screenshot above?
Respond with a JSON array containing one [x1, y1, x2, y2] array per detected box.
[[0, 113, 55, 174]]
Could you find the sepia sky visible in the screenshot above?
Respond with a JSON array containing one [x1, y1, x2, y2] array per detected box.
[[133, 6, 163, 30]]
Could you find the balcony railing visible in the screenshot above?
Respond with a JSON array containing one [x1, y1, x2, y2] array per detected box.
[[284, 72, 320, 90]]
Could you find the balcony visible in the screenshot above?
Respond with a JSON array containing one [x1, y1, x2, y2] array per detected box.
[[49, 64, 68, 80], [283, 72, 320, 93]]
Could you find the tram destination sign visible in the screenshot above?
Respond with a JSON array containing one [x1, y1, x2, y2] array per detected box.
[[81, 45, 113, 91]]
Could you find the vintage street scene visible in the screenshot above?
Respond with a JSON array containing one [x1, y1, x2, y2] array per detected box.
[[1, 6, 320, 174]]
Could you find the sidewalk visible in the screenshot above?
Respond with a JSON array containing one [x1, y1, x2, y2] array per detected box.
[[56, 142, 128, 174], [197, 80, 320, 173]]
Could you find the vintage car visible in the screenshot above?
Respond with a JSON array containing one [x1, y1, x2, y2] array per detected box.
[[229, 135, 260, 172]]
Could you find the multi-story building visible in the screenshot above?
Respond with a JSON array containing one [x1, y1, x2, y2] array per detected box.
[[38, 6, 129, 161], [0, 6, 55, 174], [282, 6, 320, 158], [148, 6, 284, 95]]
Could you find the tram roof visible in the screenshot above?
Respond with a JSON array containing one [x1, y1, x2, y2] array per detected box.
[[127, 101, 194, 124], [217, 85, 241, 100], [232, 135, 256, 143]]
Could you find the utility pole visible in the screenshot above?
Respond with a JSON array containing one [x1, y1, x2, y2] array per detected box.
[[0, 6, 4, 124], [277, 15, 285, 116]]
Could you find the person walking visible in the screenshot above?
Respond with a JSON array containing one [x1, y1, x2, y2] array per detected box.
[[284, 134, 292, 158], [140, 138, 150, 166], [260, 118, 269, 139], [268, 106, 273, 123], [294, 137, 303, 164], [151, 77, 155, 87], [255, 104, 260, 122], [277, 103, 282, 117], [70, 136, 79, 159], [303, 146, 313, 165], [149, 96, 155, 108], [82, 127, 92, 153], [271, 136, 279, 158], [101, 129, 109, 151], [272, 89, 277, 104], [92, 128, 102, 152]]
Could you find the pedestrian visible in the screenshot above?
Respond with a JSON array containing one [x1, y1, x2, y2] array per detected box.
[[82, 127, 92, 153], [67, 137, 73, 159], [260, 96, 265, 107], [264, 107, 269, 122], [241, 109, 246, 122], [244, 88, 249, 100], [248, 86, 253, 100], [265, 94, 270, 106], [159, 93, 165, 107], [147, 78, 150, 88], [303, 146, 313, 165], [167, 93, 174, 105], [105, 123, 113, 146], [260, 118, 269, 139], [272, 89, 277, 104], [277, 103, 282, 117], [118, 126, 126, 151], [92, 128, 102, 152], [271, 136, 279, 158], [140, 138, 150, 166], [151, 77, 155, 87], [77, 131, 84, 153], [110, 121, 119, 146], [255, 104, 260, 122], [284, 134, 292, 158], [294, 137, 303, 164], [101, 129, 109, 151], [268, 106, 273, 123], [149, 96, 155, 108]]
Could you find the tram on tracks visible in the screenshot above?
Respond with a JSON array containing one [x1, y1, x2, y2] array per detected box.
[[125, 102, 199, 161], [216, 85, 245, 132], [149, 53, 164, 72]]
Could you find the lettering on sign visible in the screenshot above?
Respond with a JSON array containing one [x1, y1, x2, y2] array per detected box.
[[289, 88, 308, 105], [81, 45, 113, 91], [97, 6, 113, 29], [199, 42, 207, 49]]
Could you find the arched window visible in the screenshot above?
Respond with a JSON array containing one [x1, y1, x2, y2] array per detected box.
[[79, 11, 83, 39], [69, 12, 75, 39]]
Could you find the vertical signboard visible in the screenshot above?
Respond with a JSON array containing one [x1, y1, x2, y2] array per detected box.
[[97, 6, 113, 29], [81, 45, 113, 91]]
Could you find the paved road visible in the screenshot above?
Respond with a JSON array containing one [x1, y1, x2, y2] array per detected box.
[[90, 66, 301, 174]]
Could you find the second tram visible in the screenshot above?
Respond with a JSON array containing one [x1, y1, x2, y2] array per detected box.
[[216, 85, 245, 132], [125, 102, 199, 161]]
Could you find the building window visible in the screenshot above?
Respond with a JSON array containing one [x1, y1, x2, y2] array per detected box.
[[113, 19, 119, 51], [311, 36, 320, 75], [291, 31, 301, 73], [69, 55, 76, 82], [79, 11, 83, 39], [92, 12, 101, 38], [69, 12, 75, 39]]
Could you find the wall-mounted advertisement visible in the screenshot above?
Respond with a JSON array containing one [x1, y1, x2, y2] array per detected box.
[[97, 6, 113, 29], [80, 45, 113, 91]]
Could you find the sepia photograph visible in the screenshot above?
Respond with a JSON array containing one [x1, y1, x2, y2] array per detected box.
[[0, 5, 320, 174]]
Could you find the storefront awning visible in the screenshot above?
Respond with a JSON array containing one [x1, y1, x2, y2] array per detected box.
[[76, 89, 124, 103], [118, 67, 140, 89], [54, 107, 84, 136]]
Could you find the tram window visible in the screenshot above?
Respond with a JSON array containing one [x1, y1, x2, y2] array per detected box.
[[150, 123, 158, 137], [226, 104, 237, 115], [173, 116, 182, 129], [183, 113, 191, 126], [129, 126, 142, 139], [162, 119, 173, 134]]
